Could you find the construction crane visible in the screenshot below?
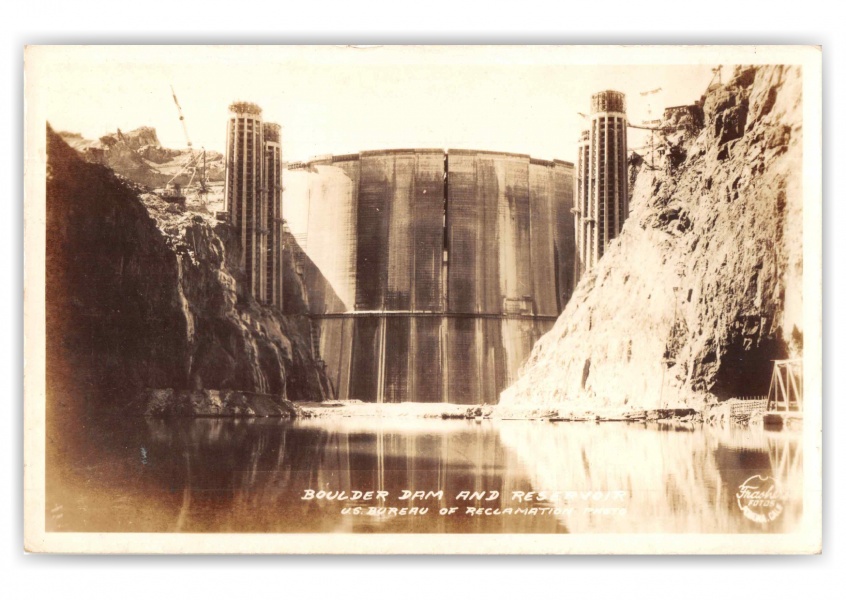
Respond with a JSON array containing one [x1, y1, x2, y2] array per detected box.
[[171, 85, 193, 151], [166, 85, 208, 202]]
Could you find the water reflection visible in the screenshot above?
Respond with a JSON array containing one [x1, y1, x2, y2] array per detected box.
[[46, 416, 803, 534], [498, 421, 802, 533]]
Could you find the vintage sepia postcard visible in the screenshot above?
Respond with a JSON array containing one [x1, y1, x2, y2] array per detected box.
[[23, 45, 822, 554]]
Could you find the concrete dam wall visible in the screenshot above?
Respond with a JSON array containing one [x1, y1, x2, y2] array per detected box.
[[285, 149, 575, 403]]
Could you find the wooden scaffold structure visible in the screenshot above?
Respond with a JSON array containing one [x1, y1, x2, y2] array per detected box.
[[764, 358, 803, 428]]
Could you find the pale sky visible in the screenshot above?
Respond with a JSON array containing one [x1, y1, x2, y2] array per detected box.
[[32, 46, 727, 164]]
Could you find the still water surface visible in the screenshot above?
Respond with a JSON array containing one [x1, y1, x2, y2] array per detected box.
[[47, 416, 802, 534]]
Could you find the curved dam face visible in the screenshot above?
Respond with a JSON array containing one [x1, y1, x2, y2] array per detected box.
[[285, 149, 575, 404]]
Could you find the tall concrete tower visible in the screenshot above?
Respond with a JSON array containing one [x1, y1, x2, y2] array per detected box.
[[224, 102, 283, 308], [225, 101, 264, 297], [263, 122, 283, 309], [573, 90, 629, 284]]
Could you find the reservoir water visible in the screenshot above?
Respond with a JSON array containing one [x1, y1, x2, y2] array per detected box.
[[46, 416, 803, 534]]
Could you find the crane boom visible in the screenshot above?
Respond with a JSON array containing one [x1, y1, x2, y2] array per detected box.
[[166, 85, 207, 197], [170, 85, 192, 148]]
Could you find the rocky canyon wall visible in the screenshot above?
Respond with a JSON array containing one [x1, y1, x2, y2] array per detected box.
[[500, 65, 804, 415], [46, 125, 331, 413]]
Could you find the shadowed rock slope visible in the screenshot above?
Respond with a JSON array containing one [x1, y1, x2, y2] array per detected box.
[[46, 125, 331, 414], [500, 65, 804, 416]]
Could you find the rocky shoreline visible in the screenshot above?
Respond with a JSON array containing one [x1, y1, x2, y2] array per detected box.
[[129, 392, 718, 425], [131, 388, 300, 417]]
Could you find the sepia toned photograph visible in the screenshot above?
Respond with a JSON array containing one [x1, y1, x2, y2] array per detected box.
[[23, 45, 822, 553]]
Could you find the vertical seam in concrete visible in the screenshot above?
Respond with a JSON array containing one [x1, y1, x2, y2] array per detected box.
[[442, 316, 449, 404], [604, 115, 609, 253], [442, 152, 449, 404], [443, 151, 449, 313]]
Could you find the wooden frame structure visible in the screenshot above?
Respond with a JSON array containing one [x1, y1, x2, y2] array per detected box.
[[767, 358, 803, 413]]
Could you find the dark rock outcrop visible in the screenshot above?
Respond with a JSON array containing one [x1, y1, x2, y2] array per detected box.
[[500, 65, 803, 414], [131, 389, 302, 417], [46, 125, 331, 412]]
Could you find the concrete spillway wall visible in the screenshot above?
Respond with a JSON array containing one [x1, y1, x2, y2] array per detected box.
[[285, 149, 574, 404]]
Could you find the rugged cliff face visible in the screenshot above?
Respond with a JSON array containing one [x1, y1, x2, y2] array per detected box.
[[500, 65, 803, 415], [58, 126, 225, 189], [46, 125, 331, 412]]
